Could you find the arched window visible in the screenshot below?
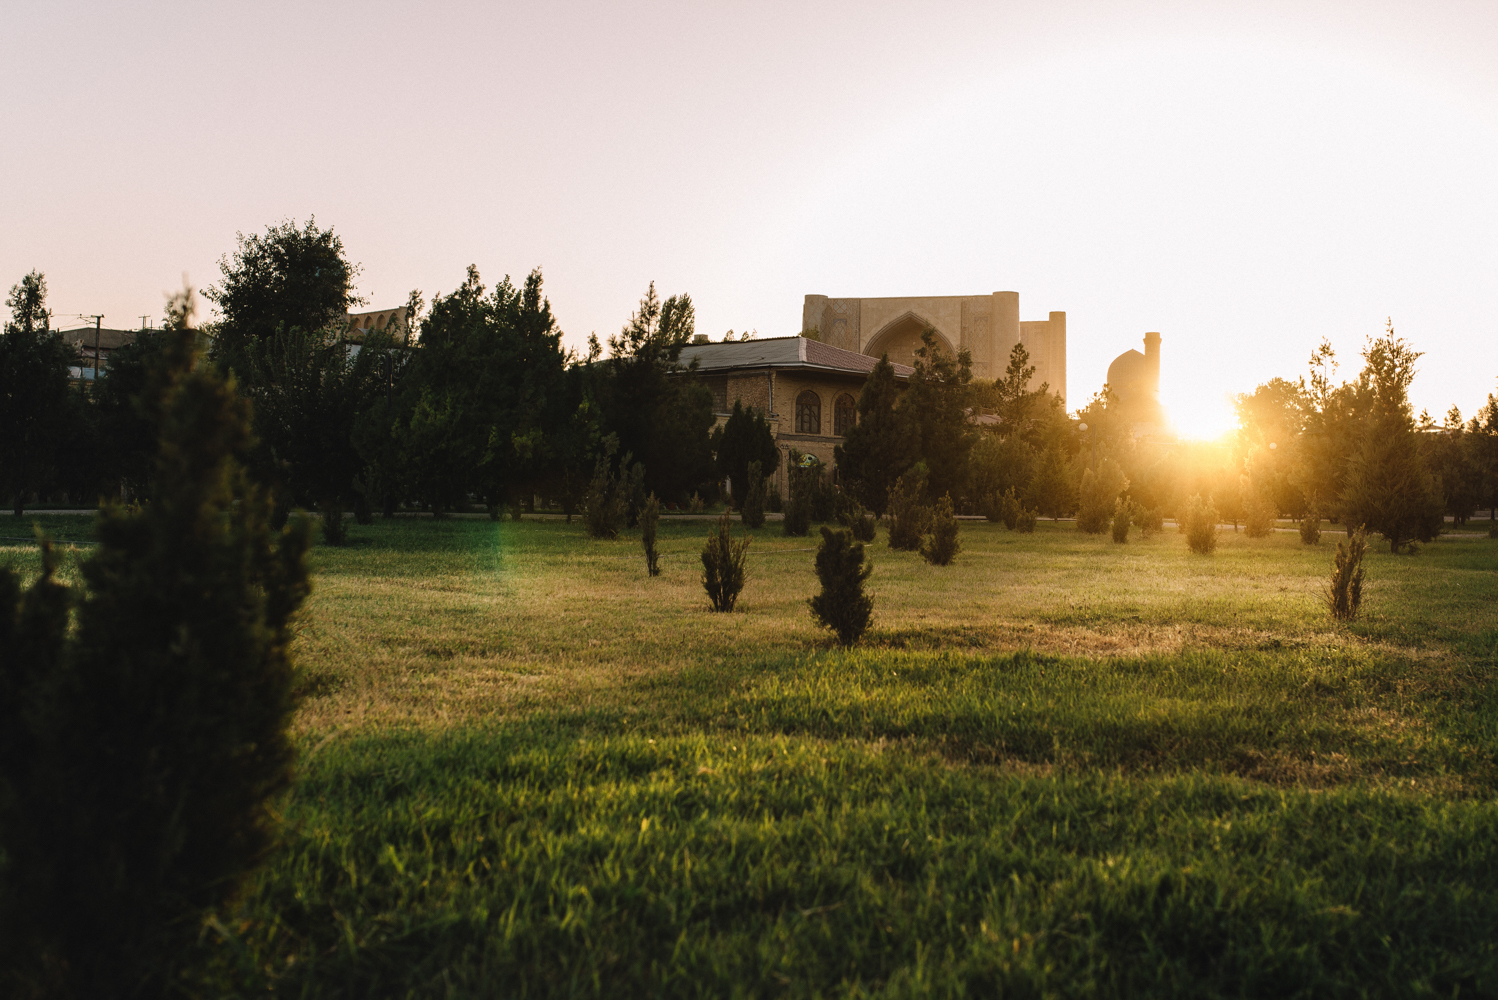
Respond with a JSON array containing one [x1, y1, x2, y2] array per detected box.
[[795, 390, 821, 434], [834, 393, 856, 436]]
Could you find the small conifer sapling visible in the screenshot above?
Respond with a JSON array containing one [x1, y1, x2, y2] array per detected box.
[[921, 493, 961, 565], [886, 473, 929, 551], [742, 460, 767, 528], [1111, 496, 1132, 543], [809, 526, 874, 645], [1184, 493, 1220, 554], [641, 493, 661, 576], [1299, 502, 1322, 545], [1325, 526, 1368, 620], [702, 512, 750, 611]]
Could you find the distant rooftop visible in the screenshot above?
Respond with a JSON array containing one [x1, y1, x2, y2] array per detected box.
[[58, 327, 140, 351], [677, 336, 913, 379]]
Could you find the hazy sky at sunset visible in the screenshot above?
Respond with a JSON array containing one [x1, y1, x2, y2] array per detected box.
[[4, 1, 1496, 437]]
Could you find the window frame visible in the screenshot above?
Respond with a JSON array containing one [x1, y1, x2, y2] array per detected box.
[[833, 393, 856, 436], [795, 390, 822, 435]]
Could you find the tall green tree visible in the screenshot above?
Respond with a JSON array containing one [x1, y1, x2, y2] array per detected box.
[[1424, 407, 1481, 524], [600, 283, 716, 503], [243, 325, 394, 523], [0, 271, 76, 515], [711, 400, 779, 508], [1340, 325, 1444, 552], [385, 266, 568, 515], [0, 289, 311, 996], [1027, 444, 1074, 519], [1468, 386, 1498, 519], [899, 328, 975, 502], [204, 217, 363, 371], [834, 354, 919, 514]]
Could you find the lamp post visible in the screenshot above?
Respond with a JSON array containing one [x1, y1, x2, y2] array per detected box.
[[1078, 421, 1095, 472]]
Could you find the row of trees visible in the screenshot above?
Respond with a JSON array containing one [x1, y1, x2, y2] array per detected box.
[[2, 220, 722, 524], [828, 317, 1495, 556], [5, 218, 1495, 554]]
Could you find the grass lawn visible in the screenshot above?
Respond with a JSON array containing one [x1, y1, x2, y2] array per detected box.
[[5, 515, 1498, 997]]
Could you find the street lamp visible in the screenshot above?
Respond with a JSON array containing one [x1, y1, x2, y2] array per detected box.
[[1078, 422, 1095, 471]]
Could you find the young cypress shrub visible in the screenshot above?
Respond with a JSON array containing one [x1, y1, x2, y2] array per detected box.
[[1325, 526, 1368, 621], [0, 292, 312, 997], [981, 491, 1003, 523], [623, 458, 646, 528], [997, 487, 1023, 530], [1014, 503, 1038, 533], [1134, 504, 1164, 537], [1299, 502, 1322, 545], [640, 493, 661, 576], [920, 492, 961, 565], [1244, 491, 1275, 538], [583, 456, 625, 539], [886, 473, 929, 551], [766, 487, 783, 514], [701, 512, 750, 611], [742, 460, 767, 529], [838, 500, 877, 543], [1075, 469, 1112, 534], [321, 497, 348, 546], [1111, 496, 1133, 543], [1183, 493, 1220, 554], [807, 470, 838, 523], [808, 526, 874, 645], [783, 460, 812, 537]]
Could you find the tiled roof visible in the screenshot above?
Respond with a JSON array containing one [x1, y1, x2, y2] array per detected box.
[[59, 328, 140, 351], [676, 336, 913, 378]]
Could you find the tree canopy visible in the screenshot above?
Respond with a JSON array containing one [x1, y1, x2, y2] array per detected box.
[[204, 217, 362, 366]]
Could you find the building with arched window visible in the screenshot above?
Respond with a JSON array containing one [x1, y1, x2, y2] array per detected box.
[[676, 336, 914, 498]]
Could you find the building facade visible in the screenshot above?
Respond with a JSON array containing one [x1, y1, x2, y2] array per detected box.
[[677, 336, 914, 498], [802, 291, 1066, 403]]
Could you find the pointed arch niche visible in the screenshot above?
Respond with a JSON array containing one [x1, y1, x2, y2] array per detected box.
[[862, 311, 956, 369]]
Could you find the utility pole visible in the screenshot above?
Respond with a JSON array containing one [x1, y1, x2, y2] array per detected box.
[[79, 314, 104, 383]]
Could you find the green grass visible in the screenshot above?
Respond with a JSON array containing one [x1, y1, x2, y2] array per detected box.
[[5, 515, 1498, 997]]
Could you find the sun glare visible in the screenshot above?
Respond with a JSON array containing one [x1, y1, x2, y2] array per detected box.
[[1160, 386, 1238, 442]]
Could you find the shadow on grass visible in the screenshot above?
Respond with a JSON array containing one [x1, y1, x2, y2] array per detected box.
[[197, 722, 1498, 998], [634, 646, 1498, 792]]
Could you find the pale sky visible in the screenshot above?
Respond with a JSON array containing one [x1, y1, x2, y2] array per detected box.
[[5, 1, 1497, 437]]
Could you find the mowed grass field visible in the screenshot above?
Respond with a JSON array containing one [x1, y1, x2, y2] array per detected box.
[[5, 514, 1498, 997]]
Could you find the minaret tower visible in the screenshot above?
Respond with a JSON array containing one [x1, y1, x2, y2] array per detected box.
[[1143, 331, 1162, 423]]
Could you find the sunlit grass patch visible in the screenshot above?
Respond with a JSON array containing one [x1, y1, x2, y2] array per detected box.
[[217, 727, 1498, 997], [9, 511, 1498, 994]]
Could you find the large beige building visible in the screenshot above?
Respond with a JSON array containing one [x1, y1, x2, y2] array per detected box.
[[802, 291, 1066, 403], [677, 336, 914, 497]]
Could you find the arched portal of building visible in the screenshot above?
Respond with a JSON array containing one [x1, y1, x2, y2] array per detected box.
[[863, 312, 956, 369]]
